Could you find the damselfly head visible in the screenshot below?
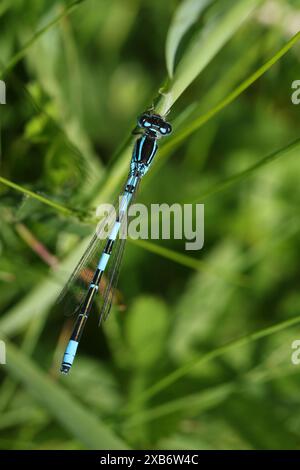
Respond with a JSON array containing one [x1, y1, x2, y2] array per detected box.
[[138, 112, 172, 137]]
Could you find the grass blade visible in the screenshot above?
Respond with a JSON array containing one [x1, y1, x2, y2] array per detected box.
[[158, 0, 261, 115], [0, 175, 78, 218], [0, 1, 87, 79], [165, 0, 213, 77], [123, 362, 299, 426], [190, 137, 300, 202], [124, 314, 300, 409], [1, 338, 128, 449], [161, 30, 300, 154], [131, 239, 247, 287]]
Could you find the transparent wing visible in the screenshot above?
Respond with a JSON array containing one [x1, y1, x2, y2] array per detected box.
[[56, 182, 126, 317], [56, 175, 140, 319], [56, 211, 115, 317], [98, 179, 141, 325], [98, 235, 127, 325]]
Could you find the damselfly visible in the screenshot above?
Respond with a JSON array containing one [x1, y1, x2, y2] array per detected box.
[[59, 112, 172, 374]]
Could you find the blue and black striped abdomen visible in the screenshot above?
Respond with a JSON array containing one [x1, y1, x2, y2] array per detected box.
[[132, 135, 157, 169]]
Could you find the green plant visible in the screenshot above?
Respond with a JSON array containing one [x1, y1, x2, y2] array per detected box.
[[1, 0, 300, 450]]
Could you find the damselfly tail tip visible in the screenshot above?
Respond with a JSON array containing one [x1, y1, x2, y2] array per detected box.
[[60, 339, 78, 374], [60, 363, 71, 375]]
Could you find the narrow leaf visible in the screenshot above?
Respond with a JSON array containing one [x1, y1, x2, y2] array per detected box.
[[0, 175, 77, 218], [166, 0, 213, 77], [124, 314, 300, 409], [1, 338, 128, 450], [158, 0, 261, 115], [161, 30, 300, 154], [190, 137, 300, 202], [0, 0, 87, 79]]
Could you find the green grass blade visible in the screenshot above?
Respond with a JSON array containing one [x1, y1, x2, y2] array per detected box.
[[0, 175, 78, 218], [157, 0, 261, 115], [161, 29, 300, 154], [0, 0, 87, 79], [124, 314, 300, 410], [165, 0, 213, 77], [124, 362, 298, 427], [190, 137, 300, 202], [2, 338, 128, 449], [131, 239, 247, 287], [124, 383, 233, 428]]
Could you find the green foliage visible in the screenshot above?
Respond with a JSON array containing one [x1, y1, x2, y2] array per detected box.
[[1, 0, 300, 450], [125, 296, 169, 369], [158, 0, 262, 114], [166, 0, 213, 77]]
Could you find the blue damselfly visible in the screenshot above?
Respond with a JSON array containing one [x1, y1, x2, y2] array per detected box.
[[59, 112, 172, 374]]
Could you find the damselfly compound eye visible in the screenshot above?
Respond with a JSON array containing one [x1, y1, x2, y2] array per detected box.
[[138, 114, 151, 128], [160, 123, 172, 135]]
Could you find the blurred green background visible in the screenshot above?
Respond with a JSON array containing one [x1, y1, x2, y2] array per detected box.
[[1, 0, 300, 450]]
